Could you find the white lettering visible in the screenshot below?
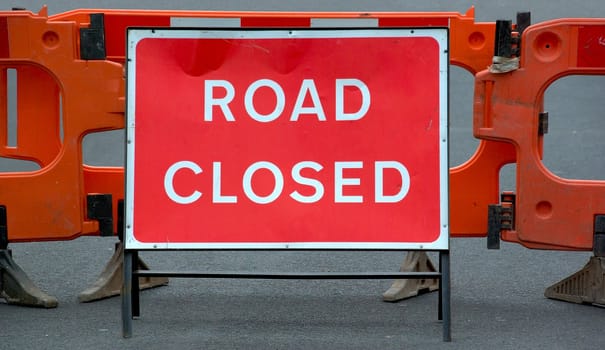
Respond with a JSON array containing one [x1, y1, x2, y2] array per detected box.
[[204, 78, 371, 122], [163, 160, 410, 205], [164, 161, 202, 204], [212, 162, 237, 203], [243, 161, 284, 204], [204, 80, 235, 121], [335, 79, 370, 121], [244, 79, 285, 122], [290, 79, 326, 121], [375, 161, 410, 203], [334, 161, 363, 203], [290, 161, 324, 203]]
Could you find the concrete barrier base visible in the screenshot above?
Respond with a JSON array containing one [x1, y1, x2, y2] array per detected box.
[[383, 251, 439, 302], [79, 242, 168, 302], [0, 249, 58, 308], [545, 256, 605, 307]]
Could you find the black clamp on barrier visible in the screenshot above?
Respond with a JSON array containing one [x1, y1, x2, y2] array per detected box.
[[491, 12, 531, 73], [80, 13, 106, 60], [487, 193, 515, 249], [87, 194, 113, 236], [494, 12, 531, 58]]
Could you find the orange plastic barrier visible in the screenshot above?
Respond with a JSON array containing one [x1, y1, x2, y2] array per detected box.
[[474, 19, 605, 250], [0, 7, 123, 241], [1, 6, 502, 242]]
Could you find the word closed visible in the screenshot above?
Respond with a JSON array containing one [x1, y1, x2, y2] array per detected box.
[[163, 160, 411, 204]]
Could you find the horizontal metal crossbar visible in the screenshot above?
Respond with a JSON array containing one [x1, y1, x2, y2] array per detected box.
[[134, 270, 441, 280]]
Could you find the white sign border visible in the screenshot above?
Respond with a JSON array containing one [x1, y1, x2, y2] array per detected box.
[[125, 28, 449, 250]]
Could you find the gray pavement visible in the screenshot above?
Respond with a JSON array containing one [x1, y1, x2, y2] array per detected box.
[[2, 1, 605, 349]]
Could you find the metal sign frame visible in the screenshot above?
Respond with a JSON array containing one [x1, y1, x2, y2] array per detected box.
[[122, 26, 451, 341]]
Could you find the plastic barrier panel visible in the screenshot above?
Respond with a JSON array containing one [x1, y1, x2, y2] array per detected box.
[[0, 8, 124, 241], [474, 19, 605, 250], [50, 8, 508, 237]]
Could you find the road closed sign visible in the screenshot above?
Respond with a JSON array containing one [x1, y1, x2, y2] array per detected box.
[[125, 28, 449, 250]]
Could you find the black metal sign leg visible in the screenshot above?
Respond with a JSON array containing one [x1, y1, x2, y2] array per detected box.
[[440, 250, 451, 342], [132, 250, 141, 318], [438, 252, 443, 321], [122, 249, 134, 338]]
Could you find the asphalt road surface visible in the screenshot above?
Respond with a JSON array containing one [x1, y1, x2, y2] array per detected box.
[[1, 1, 605, 349]]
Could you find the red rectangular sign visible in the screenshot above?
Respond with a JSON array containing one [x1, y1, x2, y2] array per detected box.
[[125, 28, 449, 249]]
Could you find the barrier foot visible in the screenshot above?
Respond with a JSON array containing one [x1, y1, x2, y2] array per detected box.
[[544, 256, 605, 306], [0, 249, 58, 308], [78, 242, 168, 302], [383, 251, 439, 302]]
